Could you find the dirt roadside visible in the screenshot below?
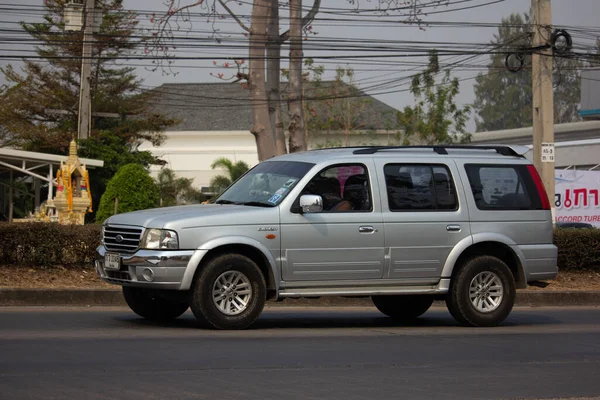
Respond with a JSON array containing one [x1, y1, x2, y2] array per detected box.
[[1, 265, 599, 291]]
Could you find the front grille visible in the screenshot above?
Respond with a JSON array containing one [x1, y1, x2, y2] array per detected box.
[[104, 225, 143, 253]]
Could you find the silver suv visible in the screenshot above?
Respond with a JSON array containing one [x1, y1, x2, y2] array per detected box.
[[95, 145, 558, 329]]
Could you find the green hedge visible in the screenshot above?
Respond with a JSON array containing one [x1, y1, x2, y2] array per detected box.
[[1, 223, 599, 271], [554, 228, 600, 271], [0, 223, 101, 266]]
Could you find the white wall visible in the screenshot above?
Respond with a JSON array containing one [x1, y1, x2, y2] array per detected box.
[[138, 130, 259, 189]]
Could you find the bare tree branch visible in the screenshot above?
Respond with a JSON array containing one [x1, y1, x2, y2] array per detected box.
[[280, 0, 321, 42], [217, 0, 251, 32]]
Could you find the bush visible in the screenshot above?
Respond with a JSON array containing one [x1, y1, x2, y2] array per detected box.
[[96, 163, 159, 223], [554, 228, 600, 271], [0, 222, 100, 266]]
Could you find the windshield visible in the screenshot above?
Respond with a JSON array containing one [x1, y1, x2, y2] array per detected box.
[[213, 161, 315, 207]]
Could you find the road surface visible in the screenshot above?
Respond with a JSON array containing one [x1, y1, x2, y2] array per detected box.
[[1, 305, 599, 399]]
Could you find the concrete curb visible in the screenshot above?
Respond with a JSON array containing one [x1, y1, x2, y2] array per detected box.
[[0, 288, 599, 307]]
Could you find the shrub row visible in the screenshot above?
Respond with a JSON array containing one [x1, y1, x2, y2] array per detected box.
[[1, 222, 599, 272], [554, 227, 600, 272], [0, 222, 101, 266]]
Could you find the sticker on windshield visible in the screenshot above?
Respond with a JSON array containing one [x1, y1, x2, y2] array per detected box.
[[283, 179, 297, 188], [268, 194, 282, 204], [275, 188, 287, 195]]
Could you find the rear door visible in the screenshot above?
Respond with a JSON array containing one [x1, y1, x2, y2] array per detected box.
[[374, 158, 471, 283], [456, 159, 553, 246]]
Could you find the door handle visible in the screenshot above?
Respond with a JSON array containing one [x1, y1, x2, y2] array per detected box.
[[359, 226, 375, 233], [446, 225, 461, 232]]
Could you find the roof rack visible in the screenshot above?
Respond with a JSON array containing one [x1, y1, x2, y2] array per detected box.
[[351, 145, 528, 157]]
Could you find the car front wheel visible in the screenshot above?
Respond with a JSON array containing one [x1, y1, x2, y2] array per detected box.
[[190, 253, 266, 330]]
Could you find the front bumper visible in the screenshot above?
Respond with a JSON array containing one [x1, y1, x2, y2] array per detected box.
[[95, 245, 199, 290]]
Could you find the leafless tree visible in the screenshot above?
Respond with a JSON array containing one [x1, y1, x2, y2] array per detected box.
[[146, 0, 447, 160]]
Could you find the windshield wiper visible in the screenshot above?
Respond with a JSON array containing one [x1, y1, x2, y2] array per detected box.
[[215, 199, 274, 207], [237, 201, 274, 207], [214, 199, 236, 205]]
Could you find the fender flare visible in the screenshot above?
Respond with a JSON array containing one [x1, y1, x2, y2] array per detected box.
[[441, 233, 527, 285], [180, 236, 280, 293]]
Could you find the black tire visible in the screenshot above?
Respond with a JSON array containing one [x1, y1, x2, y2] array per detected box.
[[445, 255, 516, 327], [190, 253, 266, 330], [122, 286, 189, 322], [371, 294, 434, 320]]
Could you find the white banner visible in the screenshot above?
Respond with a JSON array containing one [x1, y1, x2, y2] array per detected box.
[[555, 169, 600, 227]]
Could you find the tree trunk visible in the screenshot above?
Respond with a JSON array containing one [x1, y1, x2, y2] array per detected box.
[[249, 0, 275, 161], [275, 88, 286, 153], [287, 0, 307, 153], [266, 0, 286, 155]]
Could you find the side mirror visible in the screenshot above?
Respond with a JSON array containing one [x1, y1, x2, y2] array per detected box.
[[300, 194, 323, 213]]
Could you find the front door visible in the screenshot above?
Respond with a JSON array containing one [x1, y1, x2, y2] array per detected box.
[[280, 162, 384, 282], [375, 159, 471, 283]]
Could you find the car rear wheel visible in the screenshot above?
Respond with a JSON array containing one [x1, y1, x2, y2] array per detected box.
[[190, 253, 266, 330], [122, 286, 189, 322], [371, 294, 434, 320], [446, 255, 516, 327]]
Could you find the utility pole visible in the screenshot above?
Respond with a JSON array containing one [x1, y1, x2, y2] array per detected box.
[[77, 0, 95, 140], [532, 0, 555, 221]]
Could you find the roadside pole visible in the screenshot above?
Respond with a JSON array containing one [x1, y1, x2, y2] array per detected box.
[[531, 0, 555, 222]]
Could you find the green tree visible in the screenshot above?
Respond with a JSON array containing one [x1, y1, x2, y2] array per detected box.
[[0, 0, 173, 152], [209, 158, 250, 194], [77, 131, 158, 221], [155, 168, 204, 207], [396, 51, 471, 145], [96, 163, 158, 223], [0, 0, 175, 221], [473, 12, 584, 132]]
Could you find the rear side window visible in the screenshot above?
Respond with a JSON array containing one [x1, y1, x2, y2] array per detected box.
[[384, 164, 458, 211], [464, 164, 543, 210]]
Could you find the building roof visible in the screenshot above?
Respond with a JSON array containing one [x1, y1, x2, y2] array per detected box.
[[0, 146, 104, 186], [0, 147, 104, 168], [148, 82, 399, 132], [471, 120, 600, 145]]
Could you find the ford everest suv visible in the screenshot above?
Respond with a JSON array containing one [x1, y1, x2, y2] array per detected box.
[[95, 145, 558, 329]]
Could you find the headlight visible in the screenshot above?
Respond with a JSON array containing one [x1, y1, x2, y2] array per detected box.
[[141, 229, 179, 250]]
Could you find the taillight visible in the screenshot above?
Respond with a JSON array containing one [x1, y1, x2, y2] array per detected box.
[[527, 165, 551, 210]]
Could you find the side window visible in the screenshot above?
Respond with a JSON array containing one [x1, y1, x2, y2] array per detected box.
[[465, 164, 540, 210], [297, 164, 372, 212], [384, 164, 458, 211]]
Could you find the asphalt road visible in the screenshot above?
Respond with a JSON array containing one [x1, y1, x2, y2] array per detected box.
[[1, 305, 600, 400]]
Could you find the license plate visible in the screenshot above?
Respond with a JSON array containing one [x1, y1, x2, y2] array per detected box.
[[105, 252, 121, 270]]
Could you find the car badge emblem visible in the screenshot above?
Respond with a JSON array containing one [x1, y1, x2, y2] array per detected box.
[[115, 234, 124, 243]]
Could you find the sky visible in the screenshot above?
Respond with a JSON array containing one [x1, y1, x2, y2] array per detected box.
[[1, 0, 599, 132]]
